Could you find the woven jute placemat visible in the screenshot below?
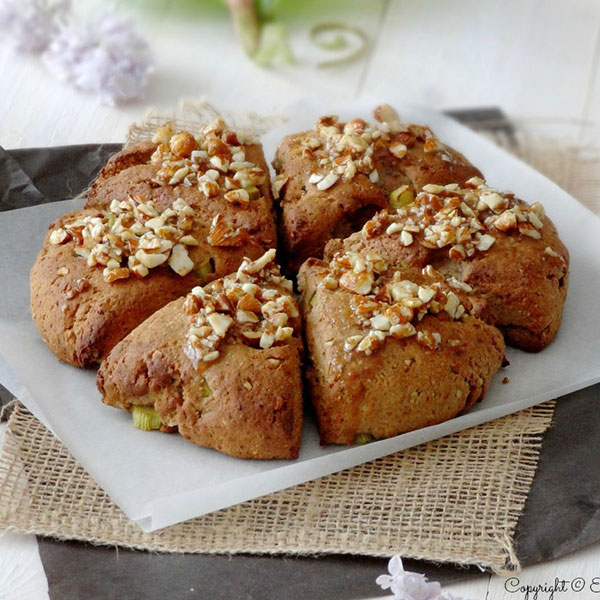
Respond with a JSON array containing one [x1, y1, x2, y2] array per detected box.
[[0, 103, 597, 576], [0, 401, 554, 575]]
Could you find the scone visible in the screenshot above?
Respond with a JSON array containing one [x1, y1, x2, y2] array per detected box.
[[30, 119, 278, 368], [86, 119, 277, 280], [272, 105, 481, 272], [325, 178, 569, 351], [97, 250, 303, 459], [298, 250, 505, 445]]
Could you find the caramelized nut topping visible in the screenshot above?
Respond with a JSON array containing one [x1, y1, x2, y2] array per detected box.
[[49, 196, 198, 283], [298, 106, 461, 194], [320, 251, 467, 356], [183, 250, 297, 369], [360, 178, 547, 259], [207, 214, 249, 247], [151, 119, 265, 203]]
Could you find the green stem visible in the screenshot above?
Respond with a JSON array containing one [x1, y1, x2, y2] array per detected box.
[[226, 0, 260, 57]]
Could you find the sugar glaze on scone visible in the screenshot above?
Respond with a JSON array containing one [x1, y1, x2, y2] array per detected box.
[[298, 250, 505, 445], [97, 250, 304, 460], [326, 178, 569, 351], [272, 105, 481, 272]]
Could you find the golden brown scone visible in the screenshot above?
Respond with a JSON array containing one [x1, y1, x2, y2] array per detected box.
[[98, 250, 303, 460], [85, 121, 277, 277], [326, 178, 569, 352], [30, 120, 279, 368], [298, 250, 505, 445], [272, 105, 481, 273]]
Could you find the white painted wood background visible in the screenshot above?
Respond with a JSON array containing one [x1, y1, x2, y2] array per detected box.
[[1, 0, 599, 598], [1, 0, 599, 148]]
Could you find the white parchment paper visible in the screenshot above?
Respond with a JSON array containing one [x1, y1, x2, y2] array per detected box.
[[1, 99, 599, 532]]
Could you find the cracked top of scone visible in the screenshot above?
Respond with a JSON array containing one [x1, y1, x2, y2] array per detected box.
[[300, 249, 474, 357], [182, 249, 301, 370], [271, 105, 481, 272]]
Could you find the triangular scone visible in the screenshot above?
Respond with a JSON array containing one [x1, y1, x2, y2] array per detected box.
[[30, 120, 278, 368], [97, 250, 304, 460], [272, 105, 481, 272], [298, 250, 505, 446], [325, 179, 569, 351]]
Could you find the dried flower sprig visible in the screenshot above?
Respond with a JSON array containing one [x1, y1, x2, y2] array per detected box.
[[376, 556, 468, 600], [0, 1, 153, 104], [43, 13, 154, 105], [0, 0, 69, 53]]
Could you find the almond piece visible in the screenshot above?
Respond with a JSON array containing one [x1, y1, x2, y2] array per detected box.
[[103, 267, 129, 283], [136, 250, 168, 269], [50, 228, 70, 245], [238, 293, 262, 313], [168, 244, 194, 276], [207, 215, 249, 247], [207, 312, 233, 337]]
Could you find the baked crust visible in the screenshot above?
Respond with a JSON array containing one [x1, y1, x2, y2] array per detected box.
[[97, 254, 304, 460], [298, 256, 505, 445]]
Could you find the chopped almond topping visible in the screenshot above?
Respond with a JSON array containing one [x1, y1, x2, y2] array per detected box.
[[319, 250, 467, 356], [49, 196, 198, 283], [150, 119, 265, 202], [183, 250, 297, 369], [296, 107, 459, 195], [360, 178, 547, 260]]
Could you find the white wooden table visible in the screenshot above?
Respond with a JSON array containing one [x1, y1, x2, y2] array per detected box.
[[1, 1, 599, 598]]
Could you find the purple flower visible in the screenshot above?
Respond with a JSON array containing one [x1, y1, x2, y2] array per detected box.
[[43, 13, 154, 105], [0, 0, 69, 53], [376, 555, 466, 600]]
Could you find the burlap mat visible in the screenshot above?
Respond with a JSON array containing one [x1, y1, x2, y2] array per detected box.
[[0, 103, 598, 576], [0, 401, 554, 575]]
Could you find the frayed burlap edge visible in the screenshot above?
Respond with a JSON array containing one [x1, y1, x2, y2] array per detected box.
[[0, 401, 554, 575], [126, 98, 286, 146]]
